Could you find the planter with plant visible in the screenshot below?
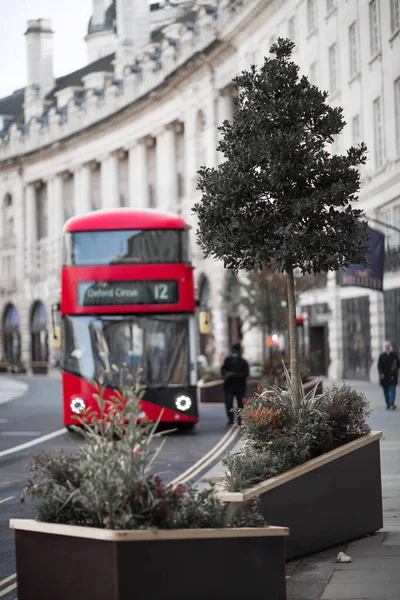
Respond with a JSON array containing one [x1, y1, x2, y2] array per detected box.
[[11, 375, 288, 600], [218, 372, 382, 560]]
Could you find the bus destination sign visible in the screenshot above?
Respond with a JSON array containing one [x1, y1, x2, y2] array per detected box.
[[77, 280, 179, 307]]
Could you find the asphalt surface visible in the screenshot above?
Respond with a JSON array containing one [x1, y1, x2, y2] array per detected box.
[[0, 374, 232, 599]]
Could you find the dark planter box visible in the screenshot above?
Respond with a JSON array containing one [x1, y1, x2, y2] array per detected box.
[[198, 379, 225, 403], [10, 521, 288, 600], [219, 432, 382, 561], [31, 362, 48, 375]]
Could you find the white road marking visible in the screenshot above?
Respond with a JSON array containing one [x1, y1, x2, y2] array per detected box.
[[1, 431, 42, 437], [0, 428, 67, 459], [169, 424, 239, 486], [177, 426, 240, 484], [0, 496, 14, 505], [153, 428, 178, 437], [0, 582, 17, 597], [0, 574, 16, 587]]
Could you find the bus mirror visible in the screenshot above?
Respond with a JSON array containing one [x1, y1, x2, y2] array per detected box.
[[199, 310, 211, 335], [52, 326, 62, 349]]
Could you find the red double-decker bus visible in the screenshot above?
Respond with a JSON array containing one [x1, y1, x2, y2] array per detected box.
[[60, 208, 198, 429]]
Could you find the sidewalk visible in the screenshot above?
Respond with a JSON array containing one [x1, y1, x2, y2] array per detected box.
[[288, 379, 400, 600], [199, 379, 400, 600], [0, 375, 29, 406]]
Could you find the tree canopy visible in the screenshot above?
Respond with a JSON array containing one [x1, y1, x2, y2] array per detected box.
[[193, 38, 369, 275]]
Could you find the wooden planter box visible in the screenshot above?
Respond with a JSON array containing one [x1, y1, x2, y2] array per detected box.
[[10, 520, 289, 600], [219, 432, 383, 561]]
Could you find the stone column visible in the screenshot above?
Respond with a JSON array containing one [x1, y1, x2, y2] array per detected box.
[[101, 152, 120, 209], [13, 178, 25, 286], [46, 175, 64, 278], [205, 95, 217, 170], [327, 273, 344, 382], [80, 164, 91, 214], [73, 164, 92, 215], [156, 124, 177, 213], [25, 183, 37, 251], [217, 88, 234, 164], [128, 141, 148, 208], [209, 261, 230, 367], [183, 107, 197, 201], [47, 175, 64, 239], [73, 168, 81, 216], [154, 129, 165, 210]]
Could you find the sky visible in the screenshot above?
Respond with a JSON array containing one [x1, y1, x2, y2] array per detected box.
[[0, 0, 93, 98]]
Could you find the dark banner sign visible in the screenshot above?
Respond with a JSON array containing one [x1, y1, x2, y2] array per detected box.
[[78, 280, 179, 307], [340, 226, 385, 292]]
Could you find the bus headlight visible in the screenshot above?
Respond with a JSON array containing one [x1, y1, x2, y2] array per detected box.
[[70, 397, 86, 414], [175, 395, 192, 411]]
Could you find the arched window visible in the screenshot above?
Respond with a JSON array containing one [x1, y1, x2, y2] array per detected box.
[[31, 301, 49, 374], [2, 303, 21, 363], [4, 193, 12, 207]]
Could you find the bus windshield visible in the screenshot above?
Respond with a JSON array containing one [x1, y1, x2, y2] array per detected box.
[[63, 229, 188, 266], [62, 314, 189, 388]]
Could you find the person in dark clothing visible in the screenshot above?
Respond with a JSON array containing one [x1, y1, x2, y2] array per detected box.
[[221, 343, 249, 425], [378, 341, 400, 410]]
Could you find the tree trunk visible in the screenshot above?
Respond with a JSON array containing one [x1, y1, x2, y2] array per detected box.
[[286, 269, 300, 404]]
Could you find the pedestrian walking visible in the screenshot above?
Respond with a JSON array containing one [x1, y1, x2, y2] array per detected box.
[[221, 343, 249, 425], [378, 341, 400, 410]]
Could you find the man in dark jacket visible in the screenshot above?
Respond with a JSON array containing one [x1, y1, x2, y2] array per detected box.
[[221, 343, 249, 425], [378, 341, 400, 410]]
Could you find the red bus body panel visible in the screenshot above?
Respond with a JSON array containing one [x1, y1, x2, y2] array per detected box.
[[62, 372, 197, 427]]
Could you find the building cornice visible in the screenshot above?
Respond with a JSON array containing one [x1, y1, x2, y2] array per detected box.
[[0, 0, 270, 169]]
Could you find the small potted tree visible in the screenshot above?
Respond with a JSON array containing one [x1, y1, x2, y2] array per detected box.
[[10, 372, 288, 600], [193, 38, 382, 559]]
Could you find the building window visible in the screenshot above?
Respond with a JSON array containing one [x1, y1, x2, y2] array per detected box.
[[329, 44, 337, 93], [309, 62, 317, 85], [288, 16, 296, 42], [395, 77, 400, 157], [373, 96, 384, 169], [327, 0, 335, 12], [307, 0, 316, 33], [369, 0, 380, 56], [352, 115, 360, 146], [391, 0, 400, 32], [349, 23, 358, 78]]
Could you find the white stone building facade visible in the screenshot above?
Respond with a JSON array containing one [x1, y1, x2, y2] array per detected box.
[[0, 0, 399, 379]]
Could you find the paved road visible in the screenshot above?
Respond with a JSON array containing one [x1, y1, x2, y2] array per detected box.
[[0, 374, 232, 599]]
